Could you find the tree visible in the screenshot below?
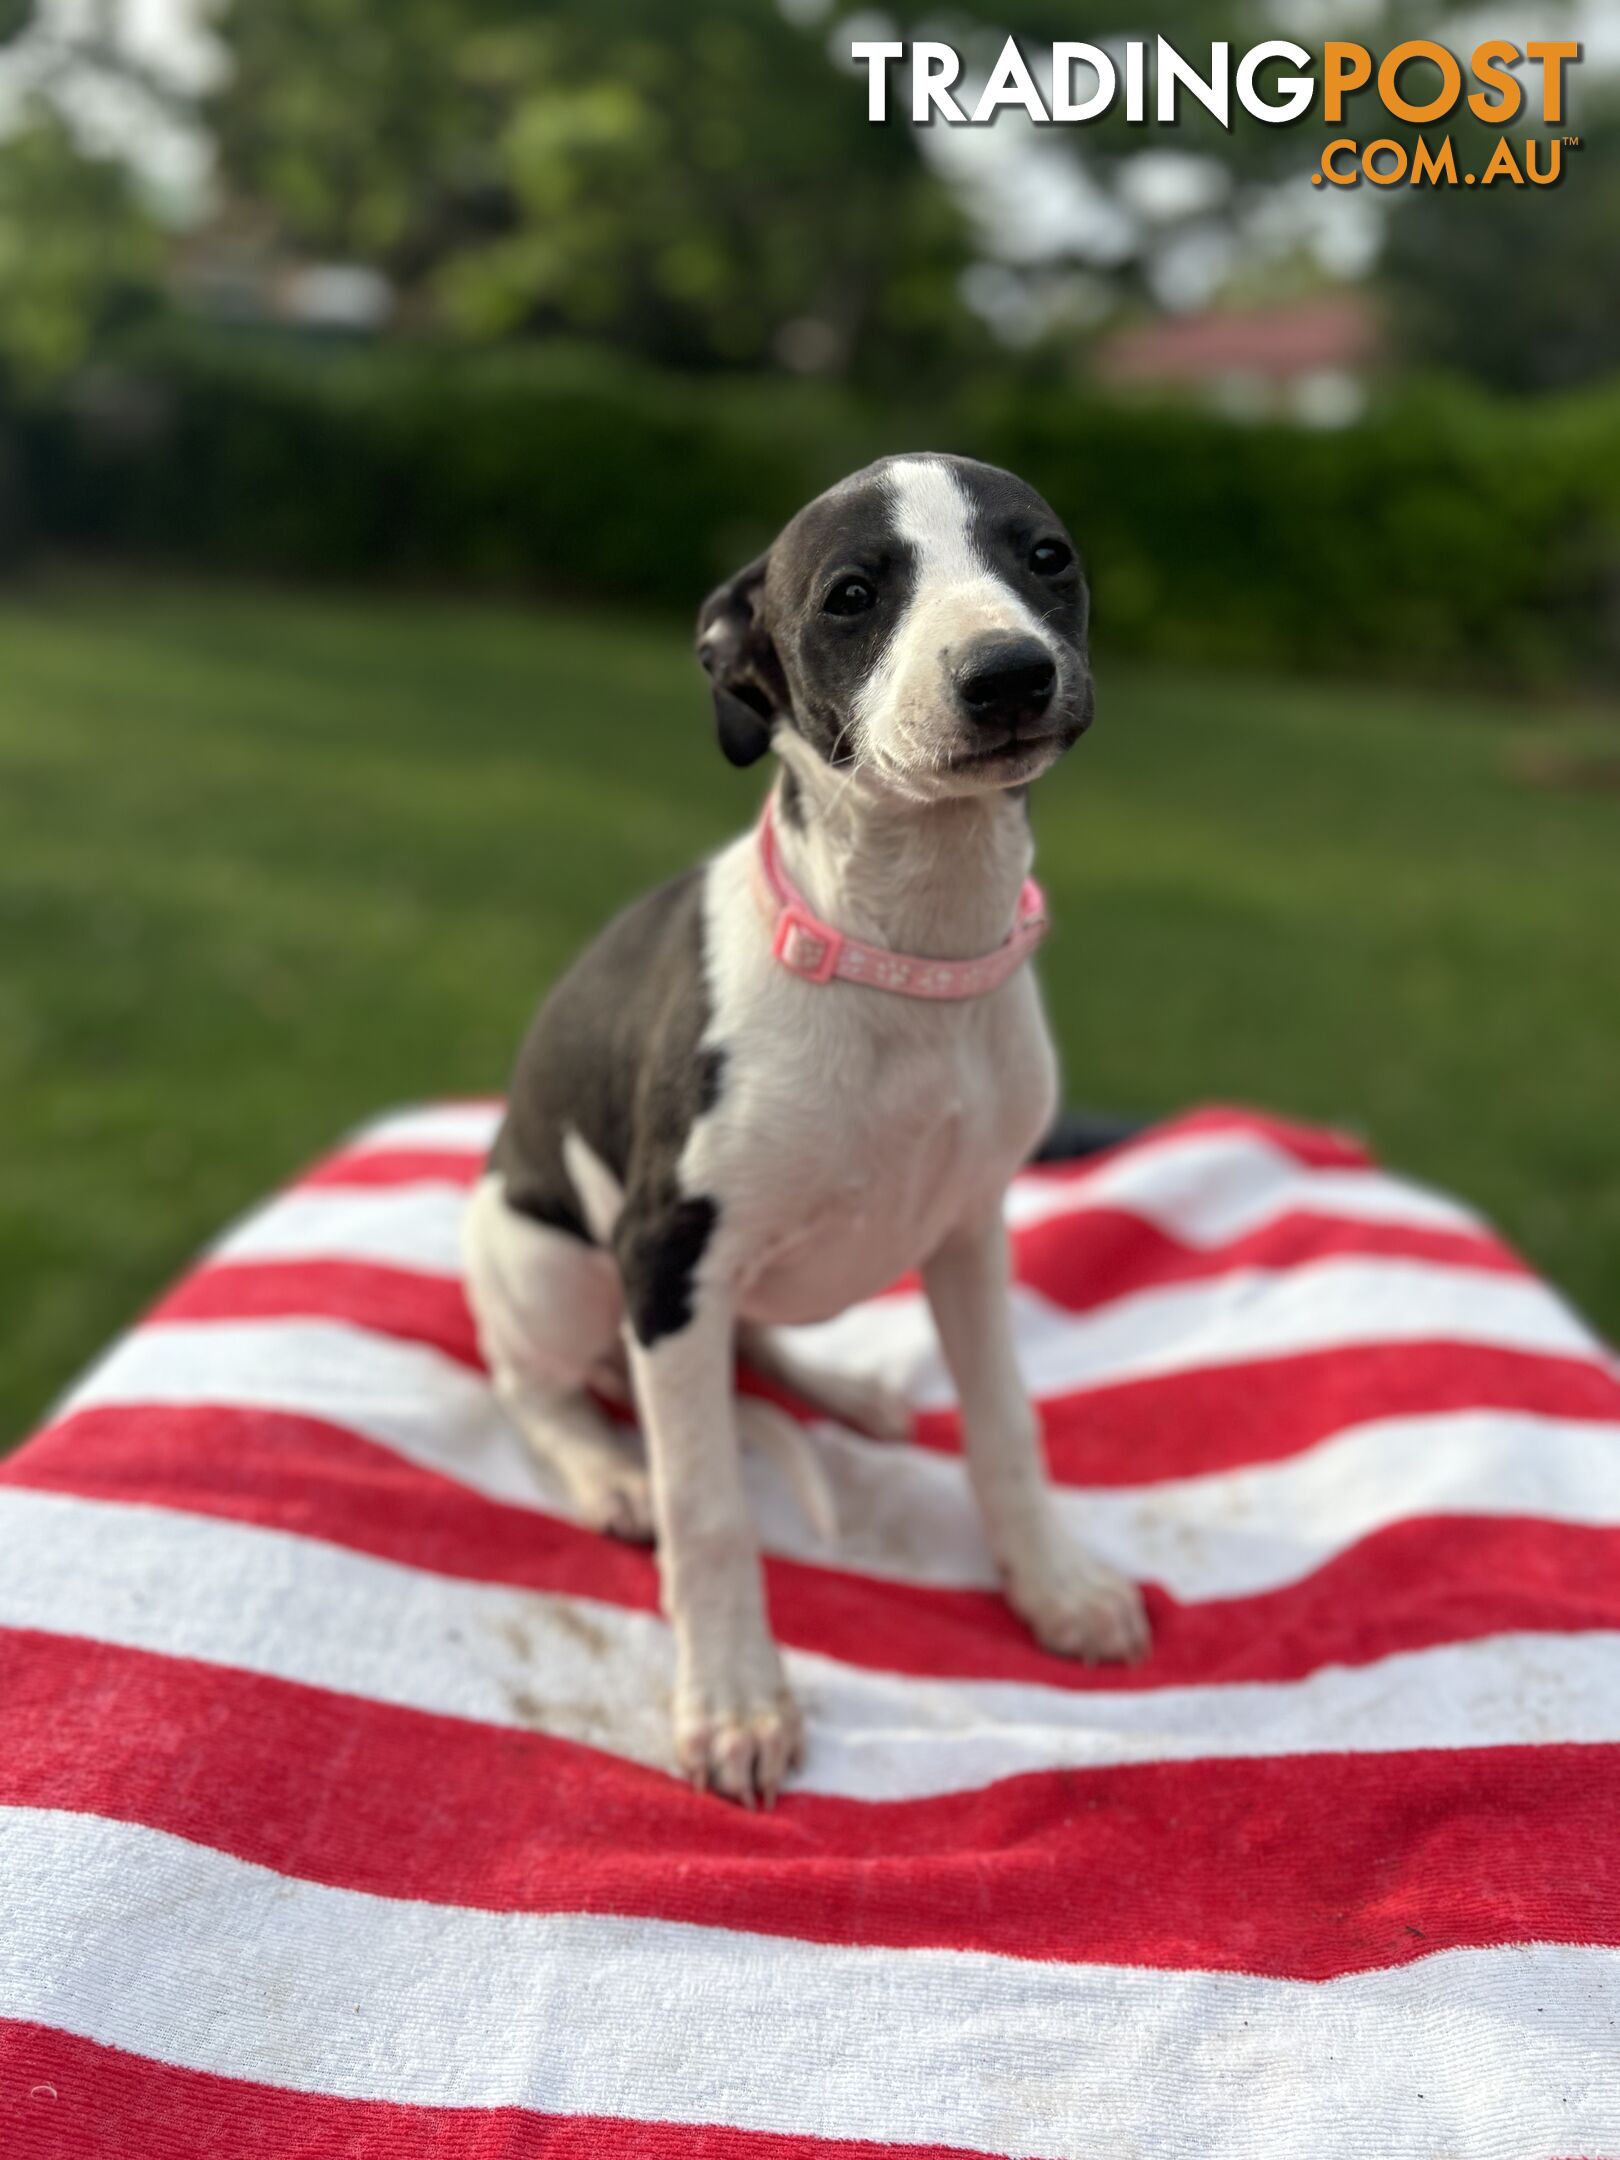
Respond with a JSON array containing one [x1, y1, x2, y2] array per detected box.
[[0, 108, 161, 387], [815, 0, 1548, 329], [1382, 96, 1620, 393], [205, 0, 981, 383]]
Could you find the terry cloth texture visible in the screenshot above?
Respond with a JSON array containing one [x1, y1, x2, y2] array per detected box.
[[2, 1101, 1619, 2158]]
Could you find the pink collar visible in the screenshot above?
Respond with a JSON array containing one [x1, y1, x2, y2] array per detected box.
[[754, 798, 1049, 1000]]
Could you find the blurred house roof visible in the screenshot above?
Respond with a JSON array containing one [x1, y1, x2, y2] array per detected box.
[[1095, 293, 1381, 390]]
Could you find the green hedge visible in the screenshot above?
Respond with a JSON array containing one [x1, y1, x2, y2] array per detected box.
[[13, 327, 1620, 683], [967, 381, 1620, 684], [18, 335, 876, 607]]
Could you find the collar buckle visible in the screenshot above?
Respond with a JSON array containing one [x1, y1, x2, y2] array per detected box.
[[773, 903, 843, 985]]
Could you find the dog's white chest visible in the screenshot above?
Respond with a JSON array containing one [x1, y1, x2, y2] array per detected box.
[[689, 845, 1059, 1325], [739, 1087, 981, 1324]]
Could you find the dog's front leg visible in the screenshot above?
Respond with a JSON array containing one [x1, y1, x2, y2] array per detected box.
[[923, 1212, 1149, 1665], [623, 1274, 802, 1805]]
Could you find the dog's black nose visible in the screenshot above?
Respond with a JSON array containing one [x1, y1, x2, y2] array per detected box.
[[957, 636, 1057, 726]]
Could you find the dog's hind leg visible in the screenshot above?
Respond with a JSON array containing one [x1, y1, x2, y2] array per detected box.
[[462, 1173, 655, 1541], [739, 1323, 913, 1443], [493, 1372, 655, 1543]]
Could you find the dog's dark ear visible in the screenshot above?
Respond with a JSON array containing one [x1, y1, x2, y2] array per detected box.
[[696, 553, 786, 769]]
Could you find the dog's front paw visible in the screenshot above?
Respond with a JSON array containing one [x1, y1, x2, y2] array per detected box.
[[1009, 1548, 1150, 1666], [676, 1658, 803, 1808]]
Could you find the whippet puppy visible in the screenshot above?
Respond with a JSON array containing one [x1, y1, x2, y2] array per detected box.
[[465, 454, 1149, 1805]]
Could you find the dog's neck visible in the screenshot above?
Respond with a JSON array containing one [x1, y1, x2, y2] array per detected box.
[[768, 737, 1034, 963]]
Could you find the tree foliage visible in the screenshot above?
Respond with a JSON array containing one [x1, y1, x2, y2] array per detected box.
[[0, 109, 161, 387], [207, 0, 981, 383], [1383, 97, 1620, 393], [4, 0, 1612, 396]]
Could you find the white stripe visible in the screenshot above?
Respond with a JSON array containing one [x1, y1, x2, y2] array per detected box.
[[226, 1140, 1485, 1275], [348, 1101, 504, 1152], [55, 1316, 1620, 1602], [213, 1184, 469, 1270], [772, 1406, 1620, 1599], [62, 1317, 551, 1510], [3, 1804, 1617, 2156], [786, 1256, 1604, 1407], [1007, 1130, 1485, 1243], [54, 1313, 1620, 1597], [3, 1490, 1619, 1799]]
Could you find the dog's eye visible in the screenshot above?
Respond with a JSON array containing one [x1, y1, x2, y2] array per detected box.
[[823, 576, 876, 617], [1029, 539, 1074, 577]]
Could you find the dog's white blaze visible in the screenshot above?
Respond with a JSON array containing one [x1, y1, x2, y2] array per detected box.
[[886, 455, 987, 586], [854, 458, 1050, 781]]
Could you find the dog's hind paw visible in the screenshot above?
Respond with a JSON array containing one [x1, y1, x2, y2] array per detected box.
[[577, 1462, 656, 1544], [829, 1375, 913, 1443]]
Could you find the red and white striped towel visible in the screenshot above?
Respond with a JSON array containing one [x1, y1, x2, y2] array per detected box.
[[3, 1103, 1619, 2158]]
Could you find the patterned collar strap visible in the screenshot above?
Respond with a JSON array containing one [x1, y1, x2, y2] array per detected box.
[[753, 794, 1049, 1000]]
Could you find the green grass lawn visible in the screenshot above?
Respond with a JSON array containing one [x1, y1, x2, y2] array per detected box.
[[1, 574, 1616, 1446]]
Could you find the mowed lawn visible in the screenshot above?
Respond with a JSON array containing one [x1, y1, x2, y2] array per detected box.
[[1, 575, 1616, 1446]]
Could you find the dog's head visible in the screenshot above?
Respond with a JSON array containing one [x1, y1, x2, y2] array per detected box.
[[696, 454, 1092, 801]]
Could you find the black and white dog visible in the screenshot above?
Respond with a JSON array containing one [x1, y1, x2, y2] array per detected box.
[[464, 453, 1149, 1806]]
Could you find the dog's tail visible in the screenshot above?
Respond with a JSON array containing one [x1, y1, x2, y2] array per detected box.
[[736, 1397, 841, 1542]]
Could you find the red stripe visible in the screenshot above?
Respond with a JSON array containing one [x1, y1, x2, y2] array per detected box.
[[1005, 1206, 1524, 1313], [879, 1208, 1522, 1309], [300, 1144, 488, 1189], [3, 1630, 1617, 1978], [926, 1342, 1620, 1484], [152, 1260, 484, 1366], [143, 1256, 1620, 1489], [0, 2021, 984, 2160], [147, 1173, 1548, 1426], [140, 1265, 1620, 1499], [2, 1406, 659, 1616], [10, 1405, 1620, 1692]]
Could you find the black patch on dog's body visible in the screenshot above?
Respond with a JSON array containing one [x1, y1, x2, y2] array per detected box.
[[490, 867, 724, 1345], [617, 1193, 718, 1345]]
